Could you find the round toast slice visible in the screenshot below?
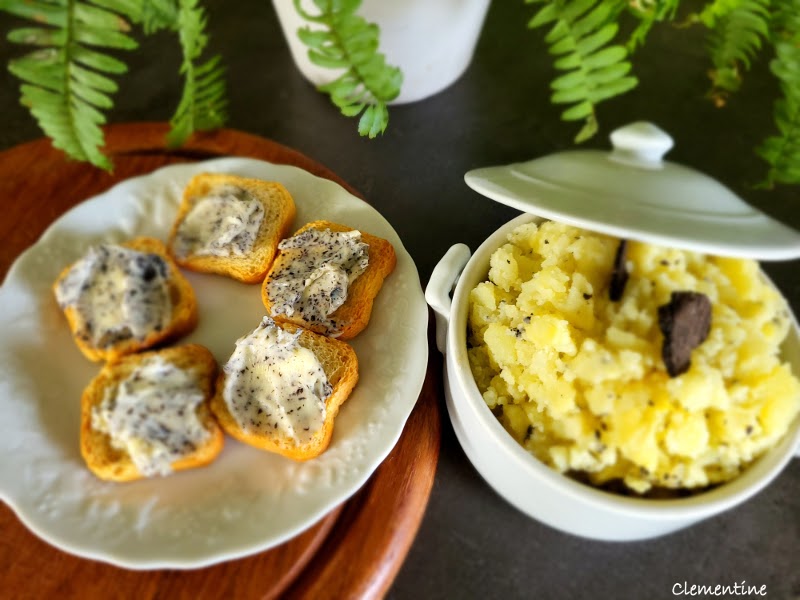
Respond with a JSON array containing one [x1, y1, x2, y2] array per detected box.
[[167, 173, 296, 283], [261, 220, 397, 339], [210, 320, 359, 461], [80, 344, 224, 482], [53, 237, 198, 363]]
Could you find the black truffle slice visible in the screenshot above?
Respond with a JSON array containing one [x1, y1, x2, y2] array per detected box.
[[609, 240, 629, 301], [657, 291, 712, 377]]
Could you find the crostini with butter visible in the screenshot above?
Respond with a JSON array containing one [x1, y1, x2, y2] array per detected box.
[[210, 317, 358, 460], [168, 173, 296, 283], [53, 237, 198, 363], [81, 344, 224, 482], [261, 220, 396, 339]]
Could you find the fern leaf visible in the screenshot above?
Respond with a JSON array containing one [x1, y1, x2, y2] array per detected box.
[[688, 0, 741, 28], [7, 28, 68, 47], [109, 0, 224, 146], [1, 2, 67, 25], [293, 0, 402, 138], [758, 96, 800, 186], [2, 0, 139, 171], [528, 0, 636, 142], [626, 0, 680, 53], [706, 0, 770, 104], [166, 0, 227, 148], [772, 0, 800, 34], [93, 0, 178, 34], [756, 4, 800, 187]]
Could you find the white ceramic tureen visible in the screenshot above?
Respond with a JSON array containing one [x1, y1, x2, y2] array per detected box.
[[426, 122, 800, 541]]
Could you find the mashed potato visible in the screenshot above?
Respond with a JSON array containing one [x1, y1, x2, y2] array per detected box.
[[468, 220, 800, 494]]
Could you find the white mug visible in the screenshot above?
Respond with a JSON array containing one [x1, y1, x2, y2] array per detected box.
[[272, 0, 491, 104]]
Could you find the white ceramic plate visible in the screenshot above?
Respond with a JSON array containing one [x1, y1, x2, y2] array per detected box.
[[0, 157, 429, 569]]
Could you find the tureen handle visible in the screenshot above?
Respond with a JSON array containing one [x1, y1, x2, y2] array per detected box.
[[610, 121, 674, 168], [425, 244, 472, 355]]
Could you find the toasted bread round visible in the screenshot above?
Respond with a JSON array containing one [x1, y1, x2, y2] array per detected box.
[[80, 344, 224, 482], [261, 220, 396, 340], [167, 173, 296, 283], [210, 320, 359, 461], [53, 237, 198, 363]]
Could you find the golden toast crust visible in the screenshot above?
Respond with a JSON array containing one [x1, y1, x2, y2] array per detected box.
[[210, 321, 359, 461], [167, 173, 296, 283], [80, 344, 224, 482], [260, 220, 396, 339], [53, 236, 198, 363]]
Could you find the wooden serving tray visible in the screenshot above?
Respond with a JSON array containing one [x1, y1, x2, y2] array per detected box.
[[0, 124, 441, 599]]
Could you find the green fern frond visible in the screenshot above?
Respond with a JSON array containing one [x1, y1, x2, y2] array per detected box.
[[105, 0, 225, 146], [138, 0, 179, 34], [166, 0, 227, 148], [706, 0, 770, 103], [2, 0, 139, 170], [293, 0, 402, 138], [688, 0, 740, 27], [101, 0, 179, 34], [758, 96, 800, 186], [626, 0, 680, 53], [770, 0, 800, 38], [527, 0, 637, 142], [756, 2, 800, 187]]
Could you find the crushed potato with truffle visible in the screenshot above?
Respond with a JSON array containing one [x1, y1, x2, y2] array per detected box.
[[467, 220, 800, 494]]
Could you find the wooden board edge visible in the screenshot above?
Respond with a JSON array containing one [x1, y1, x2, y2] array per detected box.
[[284, 311, 443, 599]]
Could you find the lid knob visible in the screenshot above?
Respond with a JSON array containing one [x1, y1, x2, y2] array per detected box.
[[610, 121, 674, 168]]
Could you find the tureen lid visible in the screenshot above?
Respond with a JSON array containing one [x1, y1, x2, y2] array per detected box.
[[464, 122, 800, 260]]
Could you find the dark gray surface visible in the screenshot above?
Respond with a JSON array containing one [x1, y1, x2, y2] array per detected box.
[[1, 2, 798, 599]]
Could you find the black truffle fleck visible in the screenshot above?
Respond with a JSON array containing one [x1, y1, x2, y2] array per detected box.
[[657, 291, 712, 377], [609, 240, 629, 301]]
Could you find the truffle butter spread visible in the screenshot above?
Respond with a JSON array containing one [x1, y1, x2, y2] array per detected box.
[[223, 317, 332, 444], [91, 356, 210, 477], [265, 229, 369, 334], [172, 185, 265, 258], [54, 245, 172, 348]]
